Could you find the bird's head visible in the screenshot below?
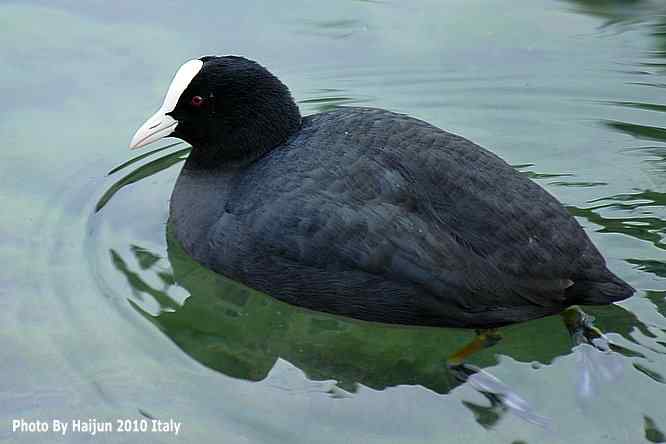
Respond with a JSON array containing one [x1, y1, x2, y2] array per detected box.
[[130, 56, 301, 167]]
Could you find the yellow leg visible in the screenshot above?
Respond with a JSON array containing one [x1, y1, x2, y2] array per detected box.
[[447, 329, 503, 367], [444, 329, 549, 426]]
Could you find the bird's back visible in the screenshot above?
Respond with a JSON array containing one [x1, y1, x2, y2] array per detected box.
[[170, 107, 633, 328]]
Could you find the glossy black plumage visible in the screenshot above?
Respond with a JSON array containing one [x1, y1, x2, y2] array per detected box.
[[164, 60, 634, 328]]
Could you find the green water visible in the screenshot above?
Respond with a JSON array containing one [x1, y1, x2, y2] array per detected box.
[[2, 0, 666, 442]]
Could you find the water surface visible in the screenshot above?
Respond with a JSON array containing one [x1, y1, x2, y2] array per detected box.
[[2, 0, 666, 442]]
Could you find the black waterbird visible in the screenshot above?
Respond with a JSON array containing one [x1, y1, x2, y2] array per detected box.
[[129, 55, 634, 377]]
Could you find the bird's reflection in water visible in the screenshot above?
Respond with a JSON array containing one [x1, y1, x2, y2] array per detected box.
[[106, 227, 652, 430], [99, 143, 666, 430]]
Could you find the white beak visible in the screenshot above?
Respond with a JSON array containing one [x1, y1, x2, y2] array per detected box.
[[129, 59, 204, 150], [129, 112, 177, 150]]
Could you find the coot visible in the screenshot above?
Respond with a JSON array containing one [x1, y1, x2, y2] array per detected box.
[[129, 56, 634, 332]]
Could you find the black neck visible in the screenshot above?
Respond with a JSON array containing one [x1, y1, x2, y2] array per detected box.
[[185, 110, 302, 170]]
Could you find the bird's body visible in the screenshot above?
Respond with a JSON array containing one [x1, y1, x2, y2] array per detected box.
[[169, 107, 631, 328], [130, 56, 634, 329]]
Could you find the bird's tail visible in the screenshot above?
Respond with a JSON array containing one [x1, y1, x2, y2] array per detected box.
[[567, 271, 635, 305]]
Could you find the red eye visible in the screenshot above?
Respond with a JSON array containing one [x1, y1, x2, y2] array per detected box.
[[190, 95, 204, 107]]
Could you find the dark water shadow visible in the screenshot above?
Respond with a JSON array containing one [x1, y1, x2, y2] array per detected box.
[[106, 221, 666, 427], [578, 0, 666, 177], [645, 414, 666, 443], [569, 190, 666, 252], [95, 145, 190, 212], [113, 228, 476, 393], [563, 0, 665, 30], [105, 226, 664, 430]]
